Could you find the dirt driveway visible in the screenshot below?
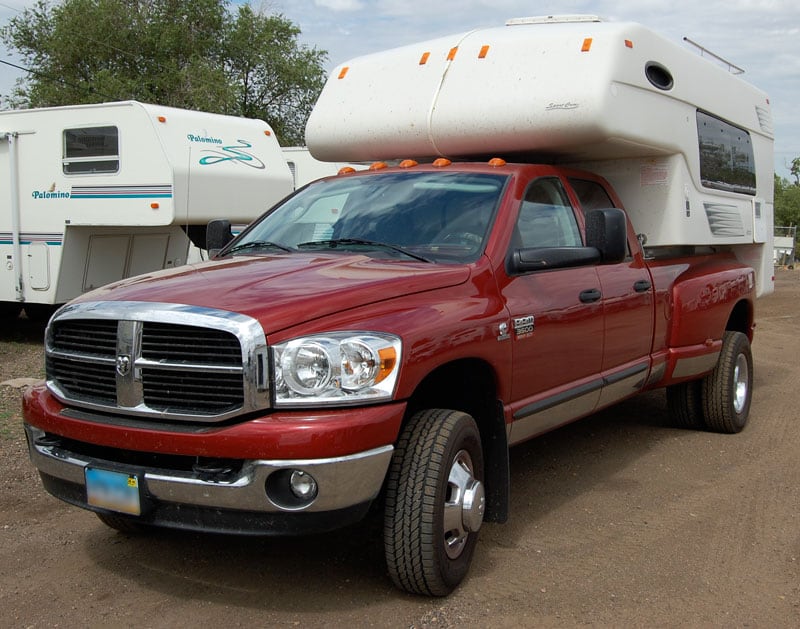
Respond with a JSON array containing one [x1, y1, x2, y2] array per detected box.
[[1, 273, 798, 628]]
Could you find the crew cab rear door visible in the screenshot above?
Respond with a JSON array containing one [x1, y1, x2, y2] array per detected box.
[[500, 177, 604, 445], [568, 178, 655, 409]]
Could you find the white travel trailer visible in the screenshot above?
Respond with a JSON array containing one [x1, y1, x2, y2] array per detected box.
[[307, 15, 774, 295], [1, 100, 294, 318], [282, 146, 366, 189]]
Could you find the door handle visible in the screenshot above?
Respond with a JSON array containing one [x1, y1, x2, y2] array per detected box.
[[579, 288, 602, 303], [634, 280, 652, 293]]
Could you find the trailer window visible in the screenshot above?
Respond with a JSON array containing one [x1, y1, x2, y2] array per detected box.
[[696, 111, 756, 195], [63, 126, 119, 174]]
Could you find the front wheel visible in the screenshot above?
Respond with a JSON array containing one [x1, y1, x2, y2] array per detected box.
[[702, 331, 753, 433], [383, 409, 485, 596]]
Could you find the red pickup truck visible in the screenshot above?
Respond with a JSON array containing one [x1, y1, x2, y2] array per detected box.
[[23, 160, 756, 595]]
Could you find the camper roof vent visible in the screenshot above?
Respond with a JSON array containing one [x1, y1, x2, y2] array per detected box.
[[506, 15, 602, 26]]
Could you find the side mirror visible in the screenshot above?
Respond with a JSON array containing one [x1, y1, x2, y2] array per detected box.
[[584, 208, 628, 263], [206, 219, 234, 257]]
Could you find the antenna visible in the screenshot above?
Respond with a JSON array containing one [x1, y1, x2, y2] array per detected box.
[[683, 37, 745, 75]]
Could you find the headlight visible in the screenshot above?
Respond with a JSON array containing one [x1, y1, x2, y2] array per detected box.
[[273, 332, 401, 406]]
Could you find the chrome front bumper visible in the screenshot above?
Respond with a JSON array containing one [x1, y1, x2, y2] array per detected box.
[[25, 424, 393, 516]]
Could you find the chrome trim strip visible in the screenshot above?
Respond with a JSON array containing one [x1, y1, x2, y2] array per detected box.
[[26, 425, 392, 514], [509, 387, 601, 446], [134, 359, 243, 374], [672, 351, 720, 379], [513, 378, 603, 420], [645, 360, 667, 387], [509, 362, 649, 446], [596, 363, 649, 409]]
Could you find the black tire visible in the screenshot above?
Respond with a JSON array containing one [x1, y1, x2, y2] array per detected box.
[[702, 331, 753, 434], [384, 409, 485, 596], [95, 512, 151, 535], [666, 380, 706, 429]]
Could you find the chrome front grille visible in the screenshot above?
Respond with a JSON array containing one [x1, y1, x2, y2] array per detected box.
[[47, 353, 116, 405], [45, 301, 271, 423], [140, 367, 244, 413], [141, 322, 242, 365]]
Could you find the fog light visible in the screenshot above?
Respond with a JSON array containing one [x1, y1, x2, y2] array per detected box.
[[289, 470, 318, 500]]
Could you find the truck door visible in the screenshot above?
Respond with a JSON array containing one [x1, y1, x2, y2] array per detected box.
[[567, 178, 655, 409], [501, 177, 604, 445]]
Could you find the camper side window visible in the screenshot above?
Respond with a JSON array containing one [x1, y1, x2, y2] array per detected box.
[[696, 111, 756, 196], [63, 126, 120, 175]]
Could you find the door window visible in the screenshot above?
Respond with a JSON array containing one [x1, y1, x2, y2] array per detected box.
[[515, 178, 582, 248]]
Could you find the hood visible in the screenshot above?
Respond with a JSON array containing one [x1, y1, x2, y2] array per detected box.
[[75, 253, 471, 334]]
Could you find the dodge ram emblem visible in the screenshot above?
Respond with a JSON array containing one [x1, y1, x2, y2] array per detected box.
[[116, 354, 131, 377]]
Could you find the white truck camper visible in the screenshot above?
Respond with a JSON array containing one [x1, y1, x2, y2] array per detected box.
[[0, 100, 294, 319], [306, 15, 775, 296]]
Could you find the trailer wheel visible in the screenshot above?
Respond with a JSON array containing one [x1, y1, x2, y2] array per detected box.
[[384, 409, 485, 596], [666, 380, 706, 429], [702, 331, 753, 434], [95, 512, 151, 535]]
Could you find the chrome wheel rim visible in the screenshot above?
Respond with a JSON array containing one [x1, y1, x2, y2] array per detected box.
[[733, 353, 749, 414], [442, 449, 485, 560]]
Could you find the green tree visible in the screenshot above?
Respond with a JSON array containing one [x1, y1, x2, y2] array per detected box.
[[774, 172, 800, 227], [1, 0, 327, 143], [791, 157, 800, 186], [223, 4, 327, 144]]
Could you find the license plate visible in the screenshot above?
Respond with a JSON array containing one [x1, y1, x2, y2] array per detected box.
[[85, 467, 141, 516]]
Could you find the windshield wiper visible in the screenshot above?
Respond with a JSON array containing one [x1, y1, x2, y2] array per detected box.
[[223, 240, 294, 256], [297, 238, 432, 263]]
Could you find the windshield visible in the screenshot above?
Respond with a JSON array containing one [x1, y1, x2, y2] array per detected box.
[[226, 171, 508, 263]]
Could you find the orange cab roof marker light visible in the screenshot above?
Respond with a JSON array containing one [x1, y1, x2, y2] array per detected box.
[[625, 39, 633, 49], [369, 161, 389, 170], [447, 47, 458, 61], [432, 158, 452, 168], [338, 66, 349, 80], [399, 159, 419, 168], [478, 45, 490, 59], [488, 158, 507, 167], [338, 166, 356, 175], [157, 116, 167, 123], [419, 52, 430, 65], [581, 38, 593, 52]]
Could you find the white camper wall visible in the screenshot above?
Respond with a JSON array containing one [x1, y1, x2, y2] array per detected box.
[[305, 16, 774, 295], [143, 103, 293, 224], [1, 101, 295, 308], [307, 19, 772, 166]]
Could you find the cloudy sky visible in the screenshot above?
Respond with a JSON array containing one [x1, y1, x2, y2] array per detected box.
[[1, 0, 798, 177]]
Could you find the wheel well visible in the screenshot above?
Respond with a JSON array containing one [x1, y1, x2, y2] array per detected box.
[[726, 299, 753, 338], [404, 359, 509, 523]]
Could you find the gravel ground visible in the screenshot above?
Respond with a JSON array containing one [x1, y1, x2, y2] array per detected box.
[[1, 273, 798, 628]]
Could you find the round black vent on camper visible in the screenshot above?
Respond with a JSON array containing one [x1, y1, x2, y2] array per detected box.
[[645, 62, 674, 90]]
